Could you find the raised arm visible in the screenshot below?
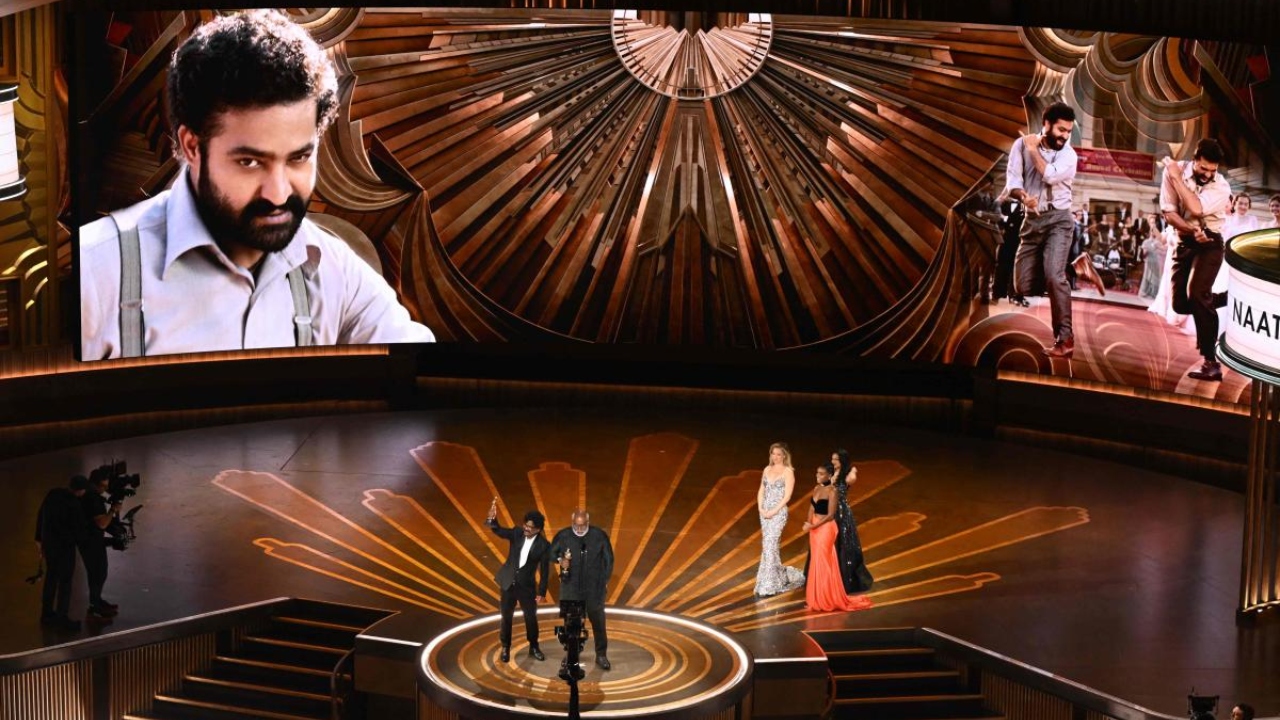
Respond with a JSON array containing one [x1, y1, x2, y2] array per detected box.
[[1161, 158, 1203, 219], [485, 516, 515, 540]]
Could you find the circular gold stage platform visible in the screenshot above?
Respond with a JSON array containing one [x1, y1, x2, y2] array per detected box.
[[417, 607, 753, 719]]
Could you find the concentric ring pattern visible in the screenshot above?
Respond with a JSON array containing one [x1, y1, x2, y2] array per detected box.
[[420, 608, 750, 715]]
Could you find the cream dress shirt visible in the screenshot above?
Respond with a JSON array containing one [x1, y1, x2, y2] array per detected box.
[[79, 168, 434, 359]]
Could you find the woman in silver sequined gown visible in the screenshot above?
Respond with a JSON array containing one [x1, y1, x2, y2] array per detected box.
[[755, 443, 806, 597]]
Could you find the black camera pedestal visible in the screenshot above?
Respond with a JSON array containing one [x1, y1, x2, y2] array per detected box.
[[554, 600, 588, 720]]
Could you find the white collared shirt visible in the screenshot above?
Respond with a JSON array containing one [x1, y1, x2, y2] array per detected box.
[[518, 535, 536, 568], [79, 167, 434, 359], [1159, 161, 1231, 235], [1004, 136, 1076, 211]]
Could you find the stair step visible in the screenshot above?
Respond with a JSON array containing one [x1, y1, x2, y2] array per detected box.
[[807, 627, 919, 650], [238, 636, 347, 671], [150, 694, 324, 720], [272, 615, 366, 634], [837, 693, 987, 704], [835, 669, 963, 697], [834, 693, 993, 719], [264, 616, 362, 649], [183, 675, 331, 718], [827, 648, 937, 659], [826, 647, 938, 673], [210, 657, 337, 696], [284, 599, 392, 630]]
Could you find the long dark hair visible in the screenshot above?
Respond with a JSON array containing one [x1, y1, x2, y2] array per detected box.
[[832, 448, 851, 485]]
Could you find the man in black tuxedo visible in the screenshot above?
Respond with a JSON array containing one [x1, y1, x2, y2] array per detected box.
[[486, 501, 551, 662]]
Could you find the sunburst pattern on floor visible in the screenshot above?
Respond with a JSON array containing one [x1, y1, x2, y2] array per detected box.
[[213, 431, 1088, 630]]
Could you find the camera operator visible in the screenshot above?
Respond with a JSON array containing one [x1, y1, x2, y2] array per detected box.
[[80, 472, 121, 620], [550, 509, 614, 670], [35, 476, 90, 631]]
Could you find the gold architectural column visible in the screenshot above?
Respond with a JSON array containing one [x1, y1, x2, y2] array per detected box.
[[1241, 381, 1280, 621]]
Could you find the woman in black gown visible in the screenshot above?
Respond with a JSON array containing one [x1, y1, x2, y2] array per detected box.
[[830, 449, 873, 593]]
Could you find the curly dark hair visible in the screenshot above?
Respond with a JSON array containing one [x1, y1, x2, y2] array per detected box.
[[167, 10, 338, 151], [523, 510, 545, 530], [1042, 101, 1076, 126]]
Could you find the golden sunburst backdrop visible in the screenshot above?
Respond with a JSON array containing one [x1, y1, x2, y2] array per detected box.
[[213, 432, 1089, 630]]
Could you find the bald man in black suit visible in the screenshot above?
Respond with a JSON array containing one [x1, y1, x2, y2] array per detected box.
[[486, 501, 551, 662]]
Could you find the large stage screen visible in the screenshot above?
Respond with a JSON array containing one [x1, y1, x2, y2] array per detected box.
[[71, 8, 1279, 402]]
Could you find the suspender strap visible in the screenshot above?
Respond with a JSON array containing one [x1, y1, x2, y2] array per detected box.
[[110, 214, 145, 358], [110, 213, 313, 351], [287, 267, 312, 347]]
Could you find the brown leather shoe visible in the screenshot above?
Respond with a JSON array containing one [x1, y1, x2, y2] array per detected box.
[[1043, 338, 1074, 358], [1072, 254, 1106, 297], [1187, 361, 1223, 381]]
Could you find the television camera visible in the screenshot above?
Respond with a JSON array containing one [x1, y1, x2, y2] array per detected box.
[[90, 460, 141, 504], [1188, 692, 1218, 720], [89, 461, 143, 551]]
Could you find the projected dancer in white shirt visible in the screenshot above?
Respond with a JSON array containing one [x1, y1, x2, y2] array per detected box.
[[1159, 138, 1232, 381], [1003, 101, 1105, 359], [80, 11, 433, 360]]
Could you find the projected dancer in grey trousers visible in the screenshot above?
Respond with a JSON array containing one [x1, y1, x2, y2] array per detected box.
[[1003, 101, 1104, 359]]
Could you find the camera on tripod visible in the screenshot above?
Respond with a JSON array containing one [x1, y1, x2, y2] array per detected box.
[[1188, 693, 1218, 720], [89, 460, 143, 551], [555, 600, 589, 682]]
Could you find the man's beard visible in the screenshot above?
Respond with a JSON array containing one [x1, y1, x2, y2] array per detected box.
[[1046, 133, 1067, 151], [193, 165, 308, 255]]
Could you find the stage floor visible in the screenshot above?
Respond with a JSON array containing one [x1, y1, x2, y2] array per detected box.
[[5, 407, 1277, 715]]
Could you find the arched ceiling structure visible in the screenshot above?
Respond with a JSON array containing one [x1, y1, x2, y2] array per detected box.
[[326, 9, 1036, 346]]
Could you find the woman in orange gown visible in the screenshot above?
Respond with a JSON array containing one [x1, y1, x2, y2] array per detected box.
[[804, 464, 873, 612]]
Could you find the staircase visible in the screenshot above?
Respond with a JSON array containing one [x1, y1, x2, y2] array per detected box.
[[125, 599, 392, 720], [810, 628, 1004, 720]]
